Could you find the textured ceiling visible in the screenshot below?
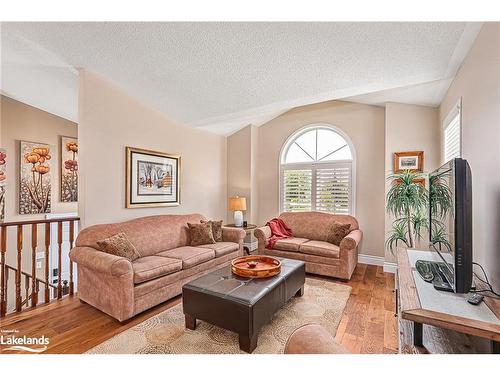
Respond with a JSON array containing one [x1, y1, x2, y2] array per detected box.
[[1, 22, 482, 134]]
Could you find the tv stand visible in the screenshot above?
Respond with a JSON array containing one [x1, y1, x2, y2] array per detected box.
[[396, 248, 500, 353]]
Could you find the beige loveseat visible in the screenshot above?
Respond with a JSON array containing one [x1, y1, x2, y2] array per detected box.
[[69, 214, 245, 321], [255, 212, 362, 280]]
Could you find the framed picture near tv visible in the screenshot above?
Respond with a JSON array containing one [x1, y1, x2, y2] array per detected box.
[[126, 146, 181, 208], [393, 151, 424, 173]]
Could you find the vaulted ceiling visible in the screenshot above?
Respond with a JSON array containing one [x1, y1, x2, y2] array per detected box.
[[1, 22, 482, 134]]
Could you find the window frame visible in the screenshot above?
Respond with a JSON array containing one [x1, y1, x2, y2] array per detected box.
[[442, 98, 462, 164], [279, 124, 356, 216]]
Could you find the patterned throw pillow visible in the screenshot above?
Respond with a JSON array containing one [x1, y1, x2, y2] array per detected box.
[[201, 220, 223, 242], [96, 232, 141, 261], [188, 222, 216, 246], [326, 222, 351, 246]]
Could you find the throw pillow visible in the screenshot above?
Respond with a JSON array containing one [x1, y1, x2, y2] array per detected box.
[[201, 220, 223, 242], [326, 222, 351, 246], [188, 222, 216, 246], [96, 232, 141, 261]]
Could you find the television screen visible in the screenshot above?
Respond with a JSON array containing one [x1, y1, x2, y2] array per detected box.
[[429, 160, 455, 270], [429, 158, 472, 293]]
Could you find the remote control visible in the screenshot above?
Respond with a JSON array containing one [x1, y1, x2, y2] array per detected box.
[[467, 293, 484, 305]]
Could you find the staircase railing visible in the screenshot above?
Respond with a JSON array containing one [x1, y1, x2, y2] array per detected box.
[[0, 217, 80, 317]]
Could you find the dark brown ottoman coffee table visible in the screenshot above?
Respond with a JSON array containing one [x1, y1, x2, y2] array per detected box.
[[182, 257, 305, 353]]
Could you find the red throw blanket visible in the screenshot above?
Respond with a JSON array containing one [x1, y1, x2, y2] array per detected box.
[[266, 218, 293, 249]]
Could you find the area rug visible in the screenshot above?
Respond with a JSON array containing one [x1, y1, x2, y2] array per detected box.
[[87, 278, 351, 354]]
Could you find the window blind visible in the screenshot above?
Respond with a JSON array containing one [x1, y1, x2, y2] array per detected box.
[[282, 169, 312, 212], [444, 113, 461, 163], [315, 166, 351, 214], [281, 163, 352, 214]]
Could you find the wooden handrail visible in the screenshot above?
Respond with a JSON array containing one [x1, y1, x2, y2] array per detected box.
[[0, 216, 80, 228], [0, 216, 80, 317], [3, 263, 58, 289]]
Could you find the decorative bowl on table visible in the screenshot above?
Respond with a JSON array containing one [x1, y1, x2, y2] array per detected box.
[[231, 255, 281, 278]]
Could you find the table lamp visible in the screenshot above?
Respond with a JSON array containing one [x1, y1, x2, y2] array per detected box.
[[229, 196, 246, 227]]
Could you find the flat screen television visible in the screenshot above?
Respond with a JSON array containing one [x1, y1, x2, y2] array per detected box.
[[429, 158, 473, 293]]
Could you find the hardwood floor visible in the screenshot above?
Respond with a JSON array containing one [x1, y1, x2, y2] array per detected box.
[[0, 264, 398, 354], [334, 264, 398, 354]]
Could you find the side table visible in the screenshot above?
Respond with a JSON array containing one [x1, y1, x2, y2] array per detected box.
[[224, 224, 257, 255]]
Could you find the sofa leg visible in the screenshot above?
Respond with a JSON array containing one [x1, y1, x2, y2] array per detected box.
[[185, 313, 197, 330]]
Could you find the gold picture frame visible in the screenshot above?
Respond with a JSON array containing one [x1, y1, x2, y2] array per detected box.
[[393, 151, 424, 173], [125, 146, 181, 208]]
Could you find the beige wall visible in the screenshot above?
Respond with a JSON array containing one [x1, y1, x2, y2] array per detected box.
[[227, 125, 251, 222], [439, 23, 500, 288], [256, 100, 386, 257], [226, 124, 259, 224], [0, 95, 78, 306], [1, 95, 78, 223], [78, 70, 227, 227], [384, 103, 440, 261]]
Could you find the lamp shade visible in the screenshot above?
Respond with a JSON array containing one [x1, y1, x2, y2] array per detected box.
[[229, 196, 247, 211]]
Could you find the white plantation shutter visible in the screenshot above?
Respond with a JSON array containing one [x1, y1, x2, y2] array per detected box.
[[282, 169, 312, 212], [443, 100, 462, 163], [281, 125, 355, 215], [315, 164, 351, 214], [444, 114, 461, 162]]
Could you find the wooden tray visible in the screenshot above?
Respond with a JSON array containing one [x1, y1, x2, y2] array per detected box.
[[231, 255, 281, 279]]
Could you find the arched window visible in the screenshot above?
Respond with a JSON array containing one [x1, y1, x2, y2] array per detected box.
[[280, 125, 355, 215]]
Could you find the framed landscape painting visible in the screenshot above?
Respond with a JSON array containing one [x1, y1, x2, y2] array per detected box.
[[61, 136, 78, 202], [20, 140, 52, 214], [126, 147, 181, 208], [393, 151, 424, 173]]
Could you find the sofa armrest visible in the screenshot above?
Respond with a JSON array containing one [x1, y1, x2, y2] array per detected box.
[[222, 227, 246, 243], [69, 246, 133, 277], [254, 226, 271, 251], [340, 229, 363, 251], [254, 226, 271, 241]]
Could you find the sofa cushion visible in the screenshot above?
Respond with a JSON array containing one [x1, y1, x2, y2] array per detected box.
[[158, 246, 215, 269], [75, 214, 207, 257], [201, 220, 223, 242], [278, 212, 359, 242], [299, 240, 340, 258], [96, 232, 141, 261], [199, 242, 239, 257], [274, 237, 309, 252], [132, 256, 182, 284], [326, 222, 351, 246], [187, 222, 216, 246]]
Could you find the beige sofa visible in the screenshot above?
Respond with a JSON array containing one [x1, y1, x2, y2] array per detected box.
[[69, 214, 245, 321], [255, 212, 362, 280]]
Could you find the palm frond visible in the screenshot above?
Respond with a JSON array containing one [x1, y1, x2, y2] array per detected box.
[[386, 220, 410, 253]]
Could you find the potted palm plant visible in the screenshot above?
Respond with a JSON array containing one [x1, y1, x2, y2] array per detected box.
[[386, 171, 429, 252]]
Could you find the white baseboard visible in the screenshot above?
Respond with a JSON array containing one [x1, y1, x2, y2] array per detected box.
[[358, 254, 397, 274], [383, 262, 398, 274]]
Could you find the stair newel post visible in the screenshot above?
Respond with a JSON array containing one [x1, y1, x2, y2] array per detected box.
[[0, 226, 6, 317], [16, 225, 23, 312], [57, 221, 63, 299], [69, 220, 75, 295], [31, 223, 38, 307], [45, 222, 50, 303]]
